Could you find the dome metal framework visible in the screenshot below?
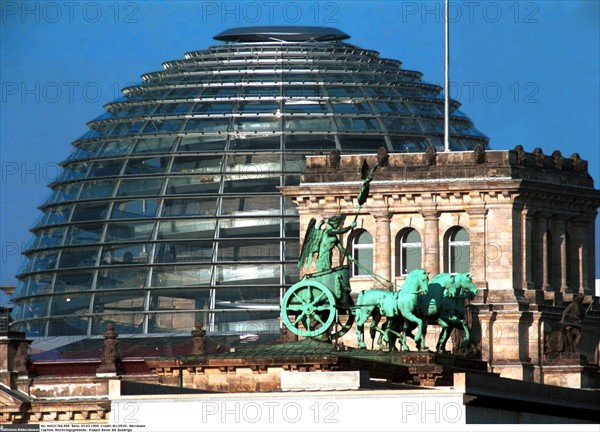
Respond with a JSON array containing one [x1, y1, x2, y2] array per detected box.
[[11, 27, 488, 339]]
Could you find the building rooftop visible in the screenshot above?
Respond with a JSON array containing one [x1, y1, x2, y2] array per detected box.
[[213, 26, 351, 42]]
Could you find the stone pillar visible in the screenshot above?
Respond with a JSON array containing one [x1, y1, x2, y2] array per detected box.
[[373, 211, 392, 286], [585, 216, 596, 295], [421, 210, 440, 275], [555, 217, 568, 293], [572, 217, 590, 294], [0, 331, 32, 389], [467, 207, 487, 286], [534, 214, 551, 290], [522, 209, 535, 290]]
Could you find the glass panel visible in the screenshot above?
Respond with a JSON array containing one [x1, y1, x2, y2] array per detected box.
[[284, 135, 336, 151], [124, 157, 169, 175], [30, 227, 66, 250], [331, 102, 371, 113], [58, 247, 98, 268], [284, 101, 328, 113], [55, 162, 90, 182], [284, 240, 299, 261], [64, 223, 103, 245], [71, 202, 110, 222], [22, 274, 54, 296], [453, 228, 470, 242], [184, 118, 230, 132], [171, 155, 222, 173], [402, 245, 422, 275], [146, 312, 197, 333], [132, 136, 176, 153], [283, 154, 305, 172], [49, 293, 91, 316], [194, 102, 235, 114], [157, 219, 216, 240], [155, 102, 193, 114], [356, 231, 372, 245], [37, 205, 72, 227], [98, 138, 135, 156], [47, 183, 81, 204], [216, 240, 280, 262], [87, 159, 124, 177], [233, 116, 280, 132], [218, 218, 280, 238], [142, 119, 183, 133], [222, 174, 280, 193], [91, 303, 145, 335], [405, 230, 421, 243], [162, 198, 218, 217], [215, 264, 280, 285], [284, 117, 334, 131], [105, 221, 156, 242], [220, 195, 280, 216], [111, 199, 158, 219], [178, 136, 226, 152], [47, 316, 88, 336], [236, 101, 279, 113], [388, 136, 428, 152], [166, 176, 220, 195], [151, 264, 212, 287], [149, 288, 211, 311], [117, 178, 164, 197], [97, 266, 148, 289], [224, 154, 281, 173], [283, 85, 321, 97], [451, 245, 470, 273], [92, 313, 144, 337], [54, 270, 95, 293], [21, 297, 50, 319], [336, 116, 381, 132], [78, 180, 117, 199], [154, 241, 213, 264], [24, 251, 59, 273], [212, 310, 280, 333], [229, 136, 281, 151], [215, 286, 280, 309], [100, 243, 151, 265], [338, 135, 386, 152]]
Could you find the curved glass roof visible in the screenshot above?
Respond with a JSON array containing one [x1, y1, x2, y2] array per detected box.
[[11, 27, 489, 341]]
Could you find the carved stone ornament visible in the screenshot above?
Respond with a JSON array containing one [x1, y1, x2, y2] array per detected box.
[[191, 321, 207, 355], [13, 341, 31, 374], [514, 144, 526, 166], [376, 146, 389, 167], [97, 322, 120, 374], [571, 153, 585, 173], [473, 143, 486, 164], [533, 147, 545, 167], [552, 150, 564, 170], [425, 145, 437, 166], [328, 149, 341, 169]]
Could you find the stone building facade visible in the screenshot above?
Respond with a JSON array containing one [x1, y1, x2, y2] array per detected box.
[[281, 146, 600, 385]]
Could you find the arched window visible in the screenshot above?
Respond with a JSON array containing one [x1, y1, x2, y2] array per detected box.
[[398, 229, 422, 276], [447, 227, 470, 274], [350, 230, 373, 277]]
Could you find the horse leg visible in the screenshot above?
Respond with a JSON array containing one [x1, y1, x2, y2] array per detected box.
[[355, 307, 367, 349], [435, 318, 450, 353], [401, 310, 426, 351], [459, 319, 471, 348]]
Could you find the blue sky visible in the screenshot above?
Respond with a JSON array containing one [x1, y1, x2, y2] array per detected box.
[[1, 0, 599, 286]]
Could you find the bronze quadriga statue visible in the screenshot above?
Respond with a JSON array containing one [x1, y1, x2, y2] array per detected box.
[[280, 158, 478, 354]]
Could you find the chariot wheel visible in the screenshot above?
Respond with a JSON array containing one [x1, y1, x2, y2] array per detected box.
[[331, 307, 355, 339], [281, 280, 336, 338]]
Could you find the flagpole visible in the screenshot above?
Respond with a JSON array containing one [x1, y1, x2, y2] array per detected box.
[[444, 0, 450, 152]]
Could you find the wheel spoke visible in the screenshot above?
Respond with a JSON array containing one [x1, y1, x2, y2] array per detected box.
[[313, 314, 326, 326], [315, 305, 332, 312], [292, 292, 305, 304], [286, 304, 304, 311], [312, 291, 325, 305], [294, 312, 306, 326]]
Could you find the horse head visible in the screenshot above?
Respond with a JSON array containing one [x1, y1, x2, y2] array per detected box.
[[455, 273, 477, 300], [414, 268, 429, 295], [431, 273, 457, 298]]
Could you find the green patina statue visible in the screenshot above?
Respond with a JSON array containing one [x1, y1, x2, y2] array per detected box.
[[299, 216, 356, 272]]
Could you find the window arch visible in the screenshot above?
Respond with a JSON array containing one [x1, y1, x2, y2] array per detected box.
[[446, 227, 470, 274], [397, 228, 422, 276], [350, 230, 373, 277]]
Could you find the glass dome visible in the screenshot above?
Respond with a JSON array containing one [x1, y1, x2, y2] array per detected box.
[[11, 26, 489, 340]]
